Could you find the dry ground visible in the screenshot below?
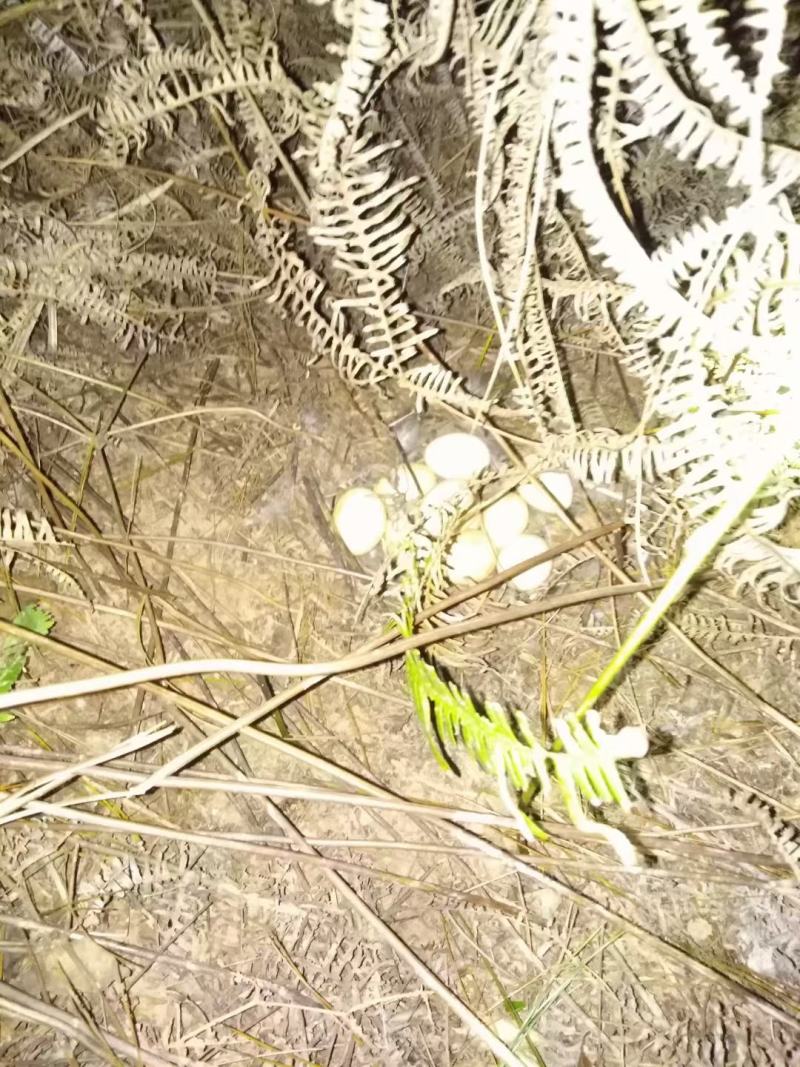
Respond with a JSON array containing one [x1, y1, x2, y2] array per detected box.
[[1, 286, 799, 1067], [1, 2, 800, 1066]]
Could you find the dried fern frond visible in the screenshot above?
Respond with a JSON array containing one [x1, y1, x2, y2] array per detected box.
[[597, 0, 800, 190], [642, 0, 755, 125], [315, 0, 392, 171], [406, 202, 476, 273], [114, 250, 218, 294], [8, 269, 143, 345], [742, 0, 788, 115], [545, 428, 665, 486], [417, 0, 456, 68], [397, 364, 483, 415], [552, 0, 765, 357], [0, 298, 43, 375], [641, 207, 800, 528], [739, 790, 800, 881], [506, 260, 576, 433], [310, 133, 436, 374], [253, 220, 378, 383], [0, 38, 89, 123], [548, 0, 800, 592], [1, 507, 59, 571], [213, 0, 265, 59], [0, 45, 56, 115], [96, 46, 294, 156], [110, 0, 161, 54], [1, 507, 85, 600], [0, 203, 216, 341], [717, 535, 800, 603], [454, 0, 531, 139]]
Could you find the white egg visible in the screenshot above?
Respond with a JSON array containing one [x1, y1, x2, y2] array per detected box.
[[333, 487, 386, 556], [373, 476, 397, 498], [424, 432, 491, 481], [393, 462, 437, 501], [497, 534, 552, 592], [375, 463, 437, 502], [482, 491, 529, 549], [420, 480, 474, 536], [446, 529, 496, 584], [519, 470, 574, 514]]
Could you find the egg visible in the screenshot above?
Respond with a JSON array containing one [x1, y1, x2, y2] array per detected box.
[[482, 491, 529, 549], [420, 480, 474, 536], [446, 529, 496, 584], [424, 432, 491, 481], [519, 470, 573, 514], [497, 534, 552, 592], [333, 487, 386, 556], [375, 463, 437, 502], [393, 462, 437, 501]]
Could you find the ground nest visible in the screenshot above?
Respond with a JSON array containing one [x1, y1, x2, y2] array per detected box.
[[1, 2, 800, 1066]]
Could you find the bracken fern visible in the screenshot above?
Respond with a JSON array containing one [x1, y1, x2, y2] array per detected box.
[[400, 610, 648, 864]]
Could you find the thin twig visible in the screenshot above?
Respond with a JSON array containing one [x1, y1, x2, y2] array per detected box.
[[0, 580, 655, 714], [0, 978, 199, 1066], [22, 799, 516, 913], [0, 105, 90, 171], [24, 800, 529, 1066], [106, 405, 303, 439], [0, 725, 174, 821]]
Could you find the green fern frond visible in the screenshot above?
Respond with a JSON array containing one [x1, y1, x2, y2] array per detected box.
[[0, 605, 55, 719], [403, 634, 647, 860]]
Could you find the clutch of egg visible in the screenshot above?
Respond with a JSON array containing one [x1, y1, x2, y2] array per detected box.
[[333, 433, 572, 592]]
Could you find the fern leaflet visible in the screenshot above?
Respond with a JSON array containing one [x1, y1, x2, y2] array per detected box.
[[401, 616, 648, 863]]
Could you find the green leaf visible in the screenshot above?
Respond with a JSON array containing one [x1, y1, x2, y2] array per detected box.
[[0, 603, 55, 696], [14, 604, 55, 637]]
